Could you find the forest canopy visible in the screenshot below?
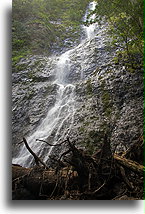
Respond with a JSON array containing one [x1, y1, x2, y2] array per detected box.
[[12, 0, 90, 64], [12, 0, 144, 65], [91, 0, 144, 57]]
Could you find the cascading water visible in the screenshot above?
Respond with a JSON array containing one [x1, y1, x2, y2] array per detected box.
[[13, 50, 76, 167], [12, 1, 100, 167], [83, 1, 97, 39]]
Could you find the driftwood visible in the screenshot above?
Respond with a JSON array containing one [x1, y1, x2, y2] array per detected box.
[[12, 136, 144, 200]]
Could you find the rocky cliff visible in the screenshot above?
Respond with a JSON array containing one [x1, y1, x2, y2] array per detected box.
[[12, 3, 143, 167]]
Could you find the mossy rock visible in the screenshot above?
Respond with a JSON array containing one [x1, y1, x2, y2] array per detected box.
[[102, 91, 111, 108], [13, 63, 28, 73], [79, 126, 86, 133], [86, 79, 93, 95]]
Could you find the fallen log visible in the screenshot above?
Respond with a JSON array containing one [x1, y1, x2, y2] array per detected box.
[[114, 154, 144, 174], [12, 150, 144, 199], [12, 165, 79, 199], [12, 165, 32, 180], [12, 137, 144, 200]]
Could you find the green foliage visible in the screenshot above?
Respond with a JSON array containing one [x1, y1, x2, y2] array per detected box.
[[12, 0, 90, 64], [12, 50, 31, 67], [92, 0, 143, 59]]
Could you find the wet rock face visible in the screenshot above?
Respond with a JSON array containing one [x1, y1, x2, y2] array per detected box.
[[12, 23, 111, 152], [12, 25, 143, 161], [12, 56, 58, 155], [71, 63, 143, 153]]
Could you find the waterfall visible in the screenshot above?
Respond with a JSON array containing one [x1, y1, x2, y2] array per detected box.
[[12, 50, 76, 167], [83, 1, 97, 40], [12, 2, 99, 167]]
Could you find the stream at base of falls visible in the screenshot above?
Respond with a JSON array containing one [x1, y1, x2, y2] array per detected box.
[[12, 2, 111, 167]]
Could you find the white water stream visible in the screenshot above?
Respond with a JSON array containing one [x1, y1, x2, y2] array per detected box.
[[13, 2, 97, 167], [83, 1, 97, 39]]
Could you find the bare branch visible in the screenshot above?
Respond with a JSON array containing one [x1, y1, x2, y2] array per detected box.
[[23, 137, 49, 169], [36, 139, 68, 147]]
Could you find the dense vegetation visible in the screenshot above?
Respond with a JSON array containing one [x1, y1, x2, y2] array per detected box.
[[12, 0, 90, 65], [89, 0, 144, 66], [13, 0, 143, 67]]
